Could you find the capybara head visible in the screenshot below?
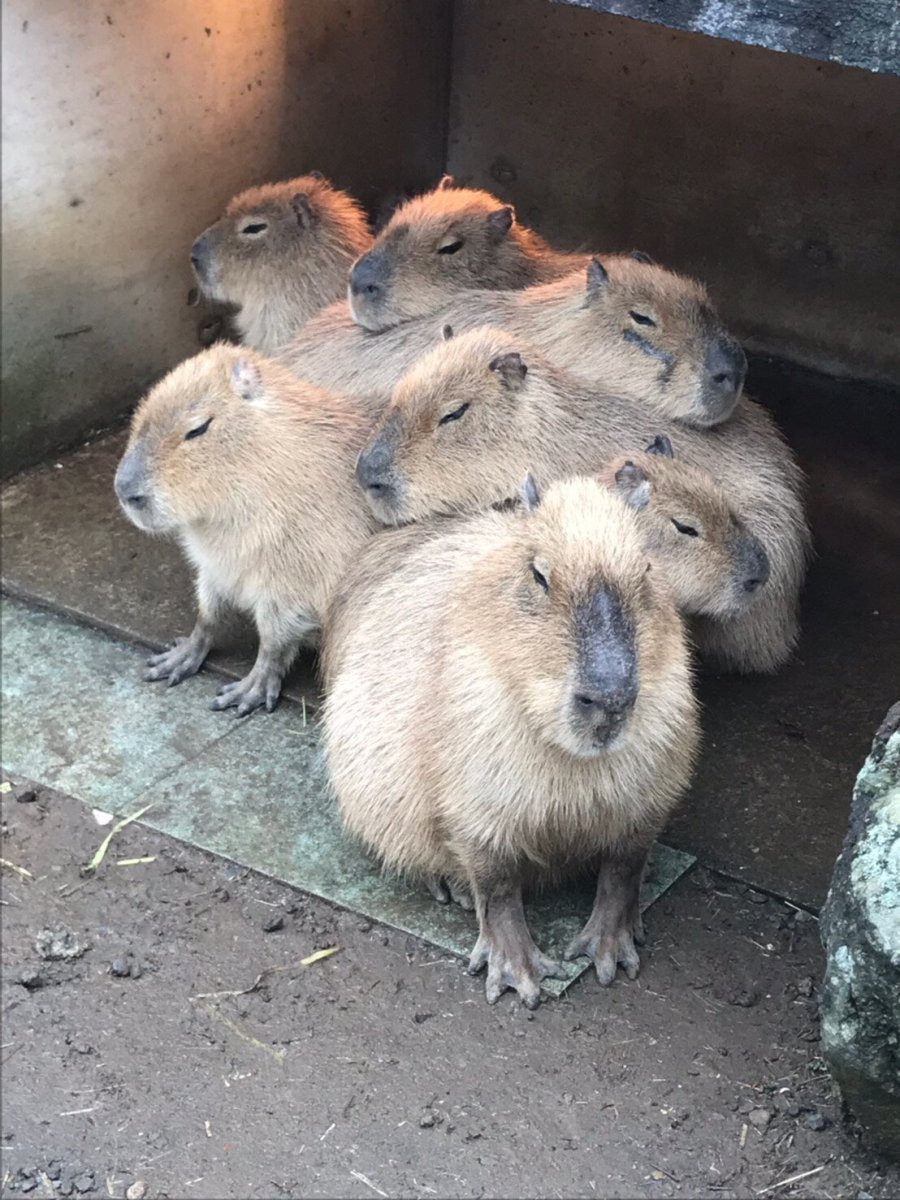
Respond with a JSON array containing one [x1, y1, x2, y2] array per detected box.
[[601, 438, 770, 618], [114, 344, 288, 533], [569, 256, 746, 426], [478, 475, 667, 758], [348, 176, 563, 331], [190, 174, 371, 331]]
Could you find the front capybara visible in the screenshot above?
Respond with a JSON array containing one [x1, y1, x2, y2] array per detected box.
[[323, 476, 699, 1007]]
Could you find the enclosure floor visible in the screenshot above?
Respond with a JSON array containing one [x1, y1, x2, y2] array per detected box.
[[0, 596, 693, 996], [1, 356, 898, 907]]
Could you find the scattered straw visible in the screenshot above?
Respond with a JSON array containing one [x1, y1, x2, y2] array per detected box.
[[117, 856, 156, 867], [84, 802, 155, 872], [200, 1001, 284, 1064], [301, 946, 339, 966], [0, 858, 32, 880], [756, 1165, 825, 1195]]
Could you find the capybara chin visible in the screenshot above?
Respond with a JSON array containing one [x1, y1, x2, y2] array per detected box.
[[114, 343, 377, 716], [322, 475, 699, 1008], [283, 255, 746, 428], [355, 325, 808, 674], [347, 175, 586, 330], [190, 174, 372, 355]]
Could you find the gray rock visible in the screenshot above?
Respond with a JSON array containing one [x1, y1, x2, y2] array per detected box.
[[820, 702, 900, 1161]]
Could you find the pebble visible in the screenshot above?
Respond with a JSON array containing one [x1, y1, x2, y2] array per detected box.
[[47, 1162, 62, 1182], [803, 1110, 828, 1131], [796, 975, 814, 998], [111, 957, 131, 977], [34, 929, 88, 961], [15, 787, 38, 804], [18, 1177, 37, 1194], [749, 1107, 773, 1129], [72, 1171, 95, 1194], [413, 1011, 435, 1025], [126, 1183, 147, 1200], [419, 1112, 436, 1128], [18, 967, 43, 991], [262, 914, 284, 933]]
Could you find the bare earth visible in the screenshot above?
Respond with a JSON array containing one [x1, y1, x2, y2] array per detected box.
[[1, 779, 897, 1200]]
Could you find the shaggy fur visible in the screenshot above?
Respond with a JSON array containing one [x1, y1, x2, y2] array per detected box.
[[191, 175, 372, 354], [281, 256, 744, 428], [355, 327, 810, 674], [322, 478, 699, 1006], [114, 343, 379, 714]]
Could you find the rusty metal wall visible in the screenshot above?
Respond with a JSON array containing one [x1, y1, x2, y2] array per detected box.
[[1, 0, 451, 475], [446, 0, 900, 387]]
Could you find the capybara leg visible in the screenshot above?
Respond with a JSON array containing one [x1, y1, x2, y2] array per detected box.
[[467, 877, 562, 1009], [425, 875, 475, 909], [565, 845, 648, 986], [211, 602, 306, 717], [145, 578, 221, 686]]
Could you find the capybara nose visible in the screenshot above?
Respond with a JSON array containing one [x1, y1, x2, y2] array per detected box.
[[575, 689, 634, 718], [349, 252, 386, 299], [742, 536, 771, 594], [705, 336, 747, 399], [190, 234, 210, 271], [356, 440, 392, 491], [114, 451, 148, 509]]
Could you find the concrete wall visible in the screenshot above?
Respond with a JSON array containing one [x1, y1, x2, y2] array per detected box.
[[447, 0, 900, 387], [1, 0, 450, 474]]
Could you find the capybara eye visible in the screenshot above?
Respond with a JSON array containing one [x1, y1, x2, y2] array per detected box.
[[185, 416, 213, 441], [438, 239, 464, 255], [240, 222, 269, 236], [438, 402, 470, 426], [629, 310, 656, 327], [531, 564, 549, 593], [671, 518, 699, 538]]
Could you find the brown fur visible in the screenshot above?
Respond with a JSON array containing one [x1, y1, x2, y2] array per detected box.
[[281, 256, 744, 427], [354, 327, 810, 674], [113, 343, 378, 714], [191, 175, 372, 355], [348, 181, 586, 330], [322, 477, 698, 1005]]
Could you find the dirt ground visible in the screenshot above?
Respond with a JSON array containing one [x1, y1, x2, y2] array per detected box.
[[1, 779, 897, 1200]]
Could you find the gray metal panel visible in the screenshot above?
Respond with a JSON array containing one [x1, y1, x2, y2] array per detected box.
[[557, 0, 900, 75]]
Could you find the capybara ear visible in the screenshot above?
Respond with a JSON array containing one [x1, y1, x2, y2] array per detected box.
[[613, 460, 652, 511], [629, 250, 655, 265], [437, 174, 456, 191], [646, 434, 675, 459], [586, 256, 609, 298], [486, 205, 515, 242], [488, 351, 528, 391], [520, 471, 541, 512], [441, 324, 455, 342], [230, 357, 264, 404], [291, 192, 314, 229], [307, 169, 327, 183]]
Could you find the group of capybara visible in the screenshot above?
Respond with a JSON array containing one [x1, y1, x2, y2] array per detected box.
[[114, 172, 810, 1008]]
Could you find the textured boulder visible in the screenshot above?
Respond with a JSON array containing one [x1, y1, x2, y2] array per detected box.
[[820, 702, 900, 1160]]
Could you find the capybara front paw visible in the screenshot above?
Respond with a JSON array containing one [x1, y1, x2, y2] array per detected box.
[[425, 875, 474, 909], [564, 913, 644, 986], [211, 667, 281, 717], [467, 934, 562, 1009], [145, 637, 208, 686]]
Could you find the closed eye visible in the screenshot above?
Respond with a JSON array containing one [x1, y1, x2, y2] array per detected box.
[[438, 239, 464, 255], [240, 222, 268, 236], [671, 518, 699, 537], [438, 402, 470, 426], [531, 564, 549, 593], [185, 416, 213, 441], [629, 310, 656, 327]]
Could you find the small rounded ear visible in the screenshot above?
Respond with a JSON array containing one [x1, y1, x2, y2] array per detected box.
[[646, 434, 675, 459], [437, 174, 456, 191], [486, 205, 515, 242], [291, 192, 314, 229], [489, 351, 528, 391], [613, 460, 652, 511], [307, 169, 326, 182], [186, 286, 200, 308], [629, 250, 654, 265], [586, 257, 609, 297], [441, 324, 455, 342], [520, 472, 541, 512], [231, 357, 264, 403]]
